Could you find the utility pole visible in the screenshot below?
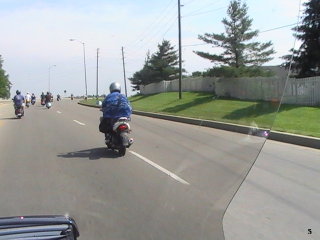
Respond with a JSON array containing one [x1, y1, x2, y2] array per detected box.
[[82, 42, 88, 99], [69, 39, 88, 99], [121, 47, 128, 97], [178, 0, 182, 99], [96, 48, 99, 99]]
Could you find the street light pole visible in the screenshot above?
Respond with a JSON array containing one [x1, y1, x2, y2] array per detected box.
[[96, 48, 99, 99], [48, 65, 56, 92], [82, 42, 88, 98], [69, 39, 88, 99], [121, 47, 128, 97]]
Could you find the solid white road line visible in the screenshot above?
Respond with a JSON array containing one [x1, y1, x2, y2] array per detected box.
[[73, 120, 86, 126], [129, 151, 190, 185], [56, 111, 62, 114]]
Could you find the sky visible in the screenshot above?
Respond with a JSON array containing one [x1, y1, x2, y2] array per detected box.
[[0, 0, 306, 97]]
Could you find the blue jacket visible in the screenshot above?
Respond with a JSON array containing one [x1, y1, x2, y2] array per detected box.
[[13, 94, 25, 106], [102, 92, 132, 119]]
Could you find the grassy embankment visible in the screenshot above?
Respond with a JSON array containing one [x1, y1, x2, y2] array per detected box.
[[80, 92, 320, 138]]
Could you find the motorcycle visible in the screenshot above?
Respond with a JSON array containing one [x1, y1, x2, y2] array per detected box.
[[57, 96, 61, 101], [41, 99, 45, 106], [31, 99, 36, 105], [100, 117, 133, 156], [46, 102, 52, 109], [25, 100, 31, 108], [14, 105, 24, 118], [0, 215, 79, 239]]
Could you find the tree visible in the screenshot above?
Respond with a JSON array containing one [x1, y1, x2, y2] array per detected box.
[[0, 55, 11, 98], [129, 52, 154, 91], [149, 40, 179, 81], [194, 0, 275, 68], [129, 40, 180, 90], [202, 65, 274, 78], [282, 0, 320, 78], [191, 71, 202, 77]]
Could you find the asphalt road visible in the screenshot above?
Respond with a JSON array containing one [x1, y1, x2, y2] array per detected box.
[[0, 100, 318, 240]]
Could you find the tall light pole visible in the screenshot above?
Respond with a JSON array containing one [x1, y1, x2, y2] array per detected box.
[[69, 39, 88, 98], [96, 48, 99, 99], [121, 47, 128, 97], [178, 0, 182, 99], [48, 65, 56, 92]]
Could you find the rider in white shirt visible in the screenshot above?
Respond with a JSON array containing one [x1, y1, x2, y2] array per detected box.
[[25, 92, 32, 103]]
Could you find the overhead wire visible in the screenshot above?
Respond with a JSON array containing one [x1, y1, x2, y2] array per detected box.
[[125, 16, 178, 76], [126, 0, 176, 49], [182, 0, 197, 6], [125, 11, 177, 56], [182, 6, 228, 18], [182, 0, 225, 17], [125, 14, 178, 61]]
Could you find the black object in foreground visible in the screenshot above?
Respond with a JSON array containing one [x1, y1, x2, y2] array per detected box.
[[0, 215, 79, 240]]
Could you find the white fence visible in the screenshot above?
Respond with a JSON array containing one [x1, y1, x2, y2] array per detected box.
[[139, 77, 215, 94], [139, 76, 320, 106], [282, 77, 320, 105]]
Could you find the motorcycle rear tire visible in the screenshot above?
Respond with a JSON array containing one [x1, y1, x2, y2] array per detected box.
[[119, 147, 126, 156]]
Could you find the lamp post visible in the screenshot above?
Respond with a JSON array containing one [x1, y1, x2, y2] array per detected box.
[[69, 39, 88, 98], [48, 65, 56, 92]]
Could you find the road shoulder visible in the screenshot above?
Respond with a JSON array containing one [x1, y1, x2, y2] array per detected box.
[[223, 140, 320, 240]]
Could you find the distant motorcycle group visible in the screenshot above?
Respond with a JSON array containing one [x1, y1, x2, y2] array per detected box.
[[12, 91, 64, 118], [40, 92, 58, 109]]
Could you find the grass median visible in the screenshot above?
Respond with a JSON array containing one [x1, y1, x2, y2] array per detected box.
[[80, 93, 320, 138], [79, 98, 103, 107]]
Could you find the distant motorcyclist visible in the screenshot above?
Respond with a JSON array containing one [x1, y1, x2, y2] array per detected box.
[[25, 92, 31, 105], [40, 92, 46, 105], [100, 82, 132, 143], [57, 94, 61, 101], [45, 92, 52, 103], [12, 90, 25, 111], [31, 93, 36, 106]]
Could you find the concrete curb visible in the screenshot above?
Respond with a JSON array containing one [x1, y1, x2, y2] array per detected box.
[[78, 102, 319, 149], [78, 102, 100, 108]]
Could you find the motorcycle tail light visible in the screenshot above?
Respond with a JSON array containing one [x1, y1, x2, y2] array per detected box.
[[118, 124, 128, 131]]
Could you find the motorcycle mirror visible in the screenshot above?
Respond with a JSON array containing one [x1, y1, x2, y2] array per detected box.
[[0, 215, 80, 239]]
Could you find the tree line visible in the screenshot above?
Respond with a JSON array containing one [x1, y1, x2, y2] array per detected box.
[[0, 55, 11, 98], [130, 0, 320, 90]]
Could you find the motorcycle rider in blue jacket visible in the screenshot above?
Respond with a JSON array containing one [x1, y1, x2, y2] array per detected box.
[[12, 90, 25, 110], [101, 82, 132, 143]]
